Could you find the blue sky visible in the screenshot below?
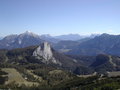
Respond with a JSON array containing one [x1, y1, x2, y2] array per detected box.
[[0, 0, 120, 36]]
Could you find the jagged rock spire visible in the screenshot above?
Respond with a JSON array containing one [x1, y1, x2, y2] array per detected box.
[[33, 42, 61, 65]]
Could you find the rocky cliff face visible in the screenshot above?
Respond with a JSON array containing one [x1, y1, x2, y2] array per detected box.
[[33, 42, 61, 65]]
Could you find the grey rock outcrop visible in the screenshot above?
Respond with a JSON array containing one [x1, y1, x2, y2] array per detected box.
[[33, 42, 61, 65]]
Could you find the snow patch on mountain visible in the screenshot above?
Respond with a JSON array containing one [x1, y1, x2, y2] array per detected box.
[[18, 40, 22, 44]]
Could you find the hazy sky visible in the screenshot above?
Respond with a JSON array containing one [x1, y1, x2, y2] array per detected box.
[[0, 0, 120, 36]]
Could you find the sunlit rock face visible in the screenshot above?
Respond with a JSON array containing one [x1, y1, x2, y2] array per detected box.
[[33, 42, 61, 65]]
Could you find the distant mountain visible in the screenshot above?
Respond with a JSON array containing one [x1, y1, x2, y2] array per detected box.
[[67, 33, 120, 56], [53, 40, 80, 53], [54, 34, 85, 41], [0, 32, 85, 50], [53, 34, 100, 53], [54, 34, 100, 41], [0, 32, 99, 50], [40, 34, 60, 43], [0, 31, 43, 49], [89, 34, 100, 38]]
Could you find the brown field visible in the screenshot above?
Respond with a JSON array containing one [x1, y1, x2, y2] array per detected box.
[[78, 72, 97, 78], [107, 71, 120, 77], [2, 68, 39, 86]]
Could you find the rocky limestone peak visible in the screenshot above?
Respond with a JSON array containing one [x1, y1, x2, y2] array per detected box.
[[33, 42, 61, 65], [19, 31, 40, 39]]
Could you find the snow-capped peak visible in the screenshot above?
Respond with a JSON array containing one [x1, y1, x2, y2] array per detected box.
[[23, 31, 35, 35], [20, 31, 40, 38]]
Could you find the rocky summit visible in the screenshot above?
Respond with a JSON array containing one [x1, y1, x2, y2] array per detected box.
[[33, 42, 61, 65]]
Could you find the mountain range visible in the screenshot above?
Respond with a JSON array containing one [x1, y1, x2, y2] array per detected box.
[[0, 31, 97, 49], [67, 33, 120, 56], [1, 32, 120, 56]]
